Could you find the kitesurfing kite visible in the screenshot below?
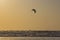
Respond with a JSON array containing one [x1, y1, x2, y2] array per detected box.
[[32, 9, 36, 14]]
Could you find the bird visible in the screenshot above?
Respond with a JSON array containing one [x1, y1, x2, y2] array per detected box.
[[32, 9, 36, 14]]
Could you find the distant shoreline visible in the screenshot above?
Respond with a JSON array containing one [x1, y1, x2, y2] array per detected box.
[[0, 31, 60, 37]]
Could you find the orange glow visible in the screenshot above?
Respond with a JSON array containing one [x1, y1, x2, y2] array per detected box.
[[0, 0, 60, 31]]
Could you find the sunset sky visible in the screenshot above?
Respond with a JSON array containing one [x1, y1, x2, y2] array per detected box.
[[0, 0, 60, 31]]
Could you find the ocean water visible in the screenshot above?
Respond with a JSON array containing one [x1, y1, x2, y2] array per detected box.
[[0, 37, 60, 40]]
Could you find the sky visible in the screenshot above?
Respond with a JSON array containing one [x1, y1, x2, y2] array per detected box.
[[0, 0, 60, 31]]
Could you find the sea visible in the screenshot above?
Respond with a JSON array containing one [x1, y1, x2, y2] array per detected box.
[[0, 37, 60, 40]]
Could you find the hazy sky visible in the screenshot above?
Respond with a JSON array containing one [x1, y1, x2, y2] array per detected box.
[[0, 0, 60, 31]]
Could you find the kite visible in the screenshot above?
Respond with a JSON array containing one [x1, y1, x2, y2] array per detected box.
[[32, 9, 36, 14]]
